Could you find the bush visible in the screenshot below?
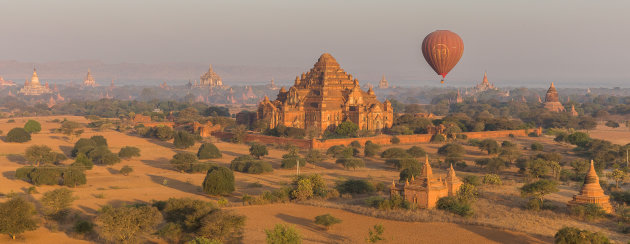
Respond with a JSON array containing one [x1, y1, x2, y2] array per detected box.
[[249, 143, 268, 159], [290, 174, 328, 201], [265, 224, 301, 244], [118, 146, 141, 158], [350, 141, 362, 149], [570, 203, 606, 221], [336, 179, 375, 194], [41, 188, 75, 220], [73, 220, 94, 234], [62, 168, 87, 187], [430, 134, 446, 143], [71, 138, 97, 157], [174, 130, 196, 149], [380, 148, 409, 159], [406, 146, 426, 158], [88, 146, 120, 165], [281, 148, 305, 169], [314, 214, 342, 230], [364, 141, 380, 157], [462, 175, 481, 186], [170, 152, 198, 172], [334, 121, 358, 138], [385, 157, 418, 170], [327, 145, 357, 158], [5, 128, 31, 143], [436, 196, 473, 217], [482, 174, 502, 185], [90, 135, 108, 147], [197, 143, 222, 159], [97, 205, 162, 243], [190, 162, 215, 173], [230, 155, 273, 174], [71, 153, 93, 170], [120, 165, 133, 176], [203, 166, 235, 195], [390, 136, 400, 144], [335, 157, 365, 170], [152, 126, 174, 141], [554, 226, 610, 244], [399, 165, 422, 182], [30, 166, 62, 186], [23, 120, 41, 133], [15, 166, 35, 181], [0, 197, 38, 240], [530, 142, 544, 151], [305, 149, 325, 164], [366, 192, 413, 210]]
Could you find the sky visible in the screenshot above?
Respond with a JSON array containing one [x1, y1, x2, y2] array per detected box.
[[1, 0, 629, 87]]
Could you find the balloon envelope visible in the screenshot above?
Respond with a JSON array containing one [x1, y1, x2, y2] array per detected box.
[[421, 30, 464, 80]]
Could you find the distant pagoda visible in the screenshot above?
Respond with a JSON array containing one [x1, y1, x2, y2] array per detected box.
[[195, 65, 224, 88], [83, 69, 96, 87], [378, 75, 389, 89], [567, 160, 613, 213], [474, 72, 497, 92], [0, 76, 16, 87], [19, 68, 52, 96], [543, 82, 565, 112]]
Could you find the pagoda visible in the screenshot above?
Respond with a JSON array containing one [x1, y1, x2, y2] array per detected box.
[[257, 53, 393, 133], [390, 155, 462, 209], [0, 76, 16, 87], [378, 75, 389, 89], [471, 72, 497, 93], [570, 105, 578, 116], [82, 69, 96, 87], [196, 65, 224, 88], [19, 68, 52, 96], [543, 82, 565, 112], [567, 160, 613, 213]]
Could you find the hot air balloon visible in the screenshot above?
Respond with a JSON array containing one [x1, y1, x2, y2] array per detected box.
[[421, 30, 464, 84]]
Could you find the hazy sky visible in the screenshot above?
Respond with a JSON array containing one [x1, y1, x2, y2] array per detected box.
[[2, 0, 629, 87]]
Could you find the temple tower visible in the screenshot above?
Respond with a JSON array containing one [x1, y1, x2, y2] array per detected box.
[[543, 82, 565, 112], [567, 160, 613, 213]]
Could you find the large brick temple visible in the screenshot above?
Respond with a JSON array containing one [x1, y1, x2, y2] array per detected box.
[[544, 82, 565, 112], [257, 53, 393, 133]]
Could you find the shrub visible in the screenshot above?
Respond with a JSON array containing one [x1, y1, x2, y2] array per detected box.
[[406, 146, 426, 158], [364, 141, 380, 157], [73, 220, 94, 234], [120, 165, 133, 176], [249, 143, 268, 159], [30, 166, 62, 186], [265, 224, 301, 244], [290, 174, 328, 200], [336, 179, 375, 194], [334, 121, 358, 138], [174, 130, 196, 149], [90, 135, 108, 147], [281, 148, 305, 169], [118, 146, 141, 159], [62, 168, 87, 187], [570, 203, 606, 221], [152, 126, 174, 141], [305, 149, 324, 164], [520, 180, 559, 210], [436, 196, 473, 217], [366, 224, 386, 243], [482, 174, 502, 185], [350, 141, 362, 149], [158, 222, 183, 243], [0, 197, 38, 240], [15, 166, 35, 181], [385, 157, 418, 170], [5, 128, 31, 143], [23, 120, 41, 133], [335, 157, 365, 170], [327, 145, 356, 158], [170, 152, 199, 172], [197, 143, 222, 159], [89, 146, 120, 165], [41, 188, 75, 220], [71, 153, 93, 170], [366, 193, 413, 210], [190, 162, 215, 173], [554, 226, 610, 244], [203, 166, 235, 195], [390, 136, 400, 144], [530, 142, 544, 151], [71, 138, 97, 157], [399, 165, 422, 182], [97, 205, 162, 243], [380, 148, 409, 159], [462, 175, 481, 186], [430, 134, 446, 143], [230, 155, 273, 174], [314, 214, 342, 230]]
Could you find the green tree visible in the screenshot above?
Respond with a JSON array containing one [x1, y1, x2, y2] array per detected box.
[[6, 127, 31, 143], [41, 188, 75, 220], [174, 130, 196, 149], [118, 146, 141, 159], [71, 153, 93, 170], [366, 224, 385, 243], [478, 139, 500, 155], [0, 197, 38, 240], [25, 145, 55, 166], [334, 121, 358, 137], [153, 126, 174, 141], [554, 226, 610, 244], [520, 180, 559, 208], [364, 141, 380, 157], [528, 159, 550, 179], [170, 152, 198, 172], [30, 166, 62, 186], [202, 166, 235, 195], [335, 157, 365, 170], [610, 169, 626, 188], [530, 142, 544, 151], [406, 146, 427, 158], [23, 120, 41, 133], [120, 165, 133, 176], [249, 143, 269, 159], [567, 132, 591, 147], [62, 168, 87, 187], [197, 143, 222, 159], [97, 205, 162, 244], [59, 121, 81, 140], [196, 210, 246, 242], [314, 214, 342, 230], [305, 149, 324, 164], [265, 224, 302, 244]]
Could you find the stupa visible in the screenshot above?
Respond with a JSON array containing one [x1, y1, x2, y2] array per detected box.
[[378, 75, 389, 89], [567, 160, 613, 213], [543, 82, 565, 112], [82, 69, 96, 87], [196, 65, 224, 88]]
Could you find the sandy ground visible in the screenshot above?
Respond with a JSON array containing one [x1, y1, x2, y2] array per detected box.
[[0, 116, 585, 243], [588, 123, 630, 146]]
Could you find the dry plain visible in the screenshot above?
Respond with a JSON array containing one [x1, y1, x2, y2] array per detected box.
[[0, 116, 626, 243]]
